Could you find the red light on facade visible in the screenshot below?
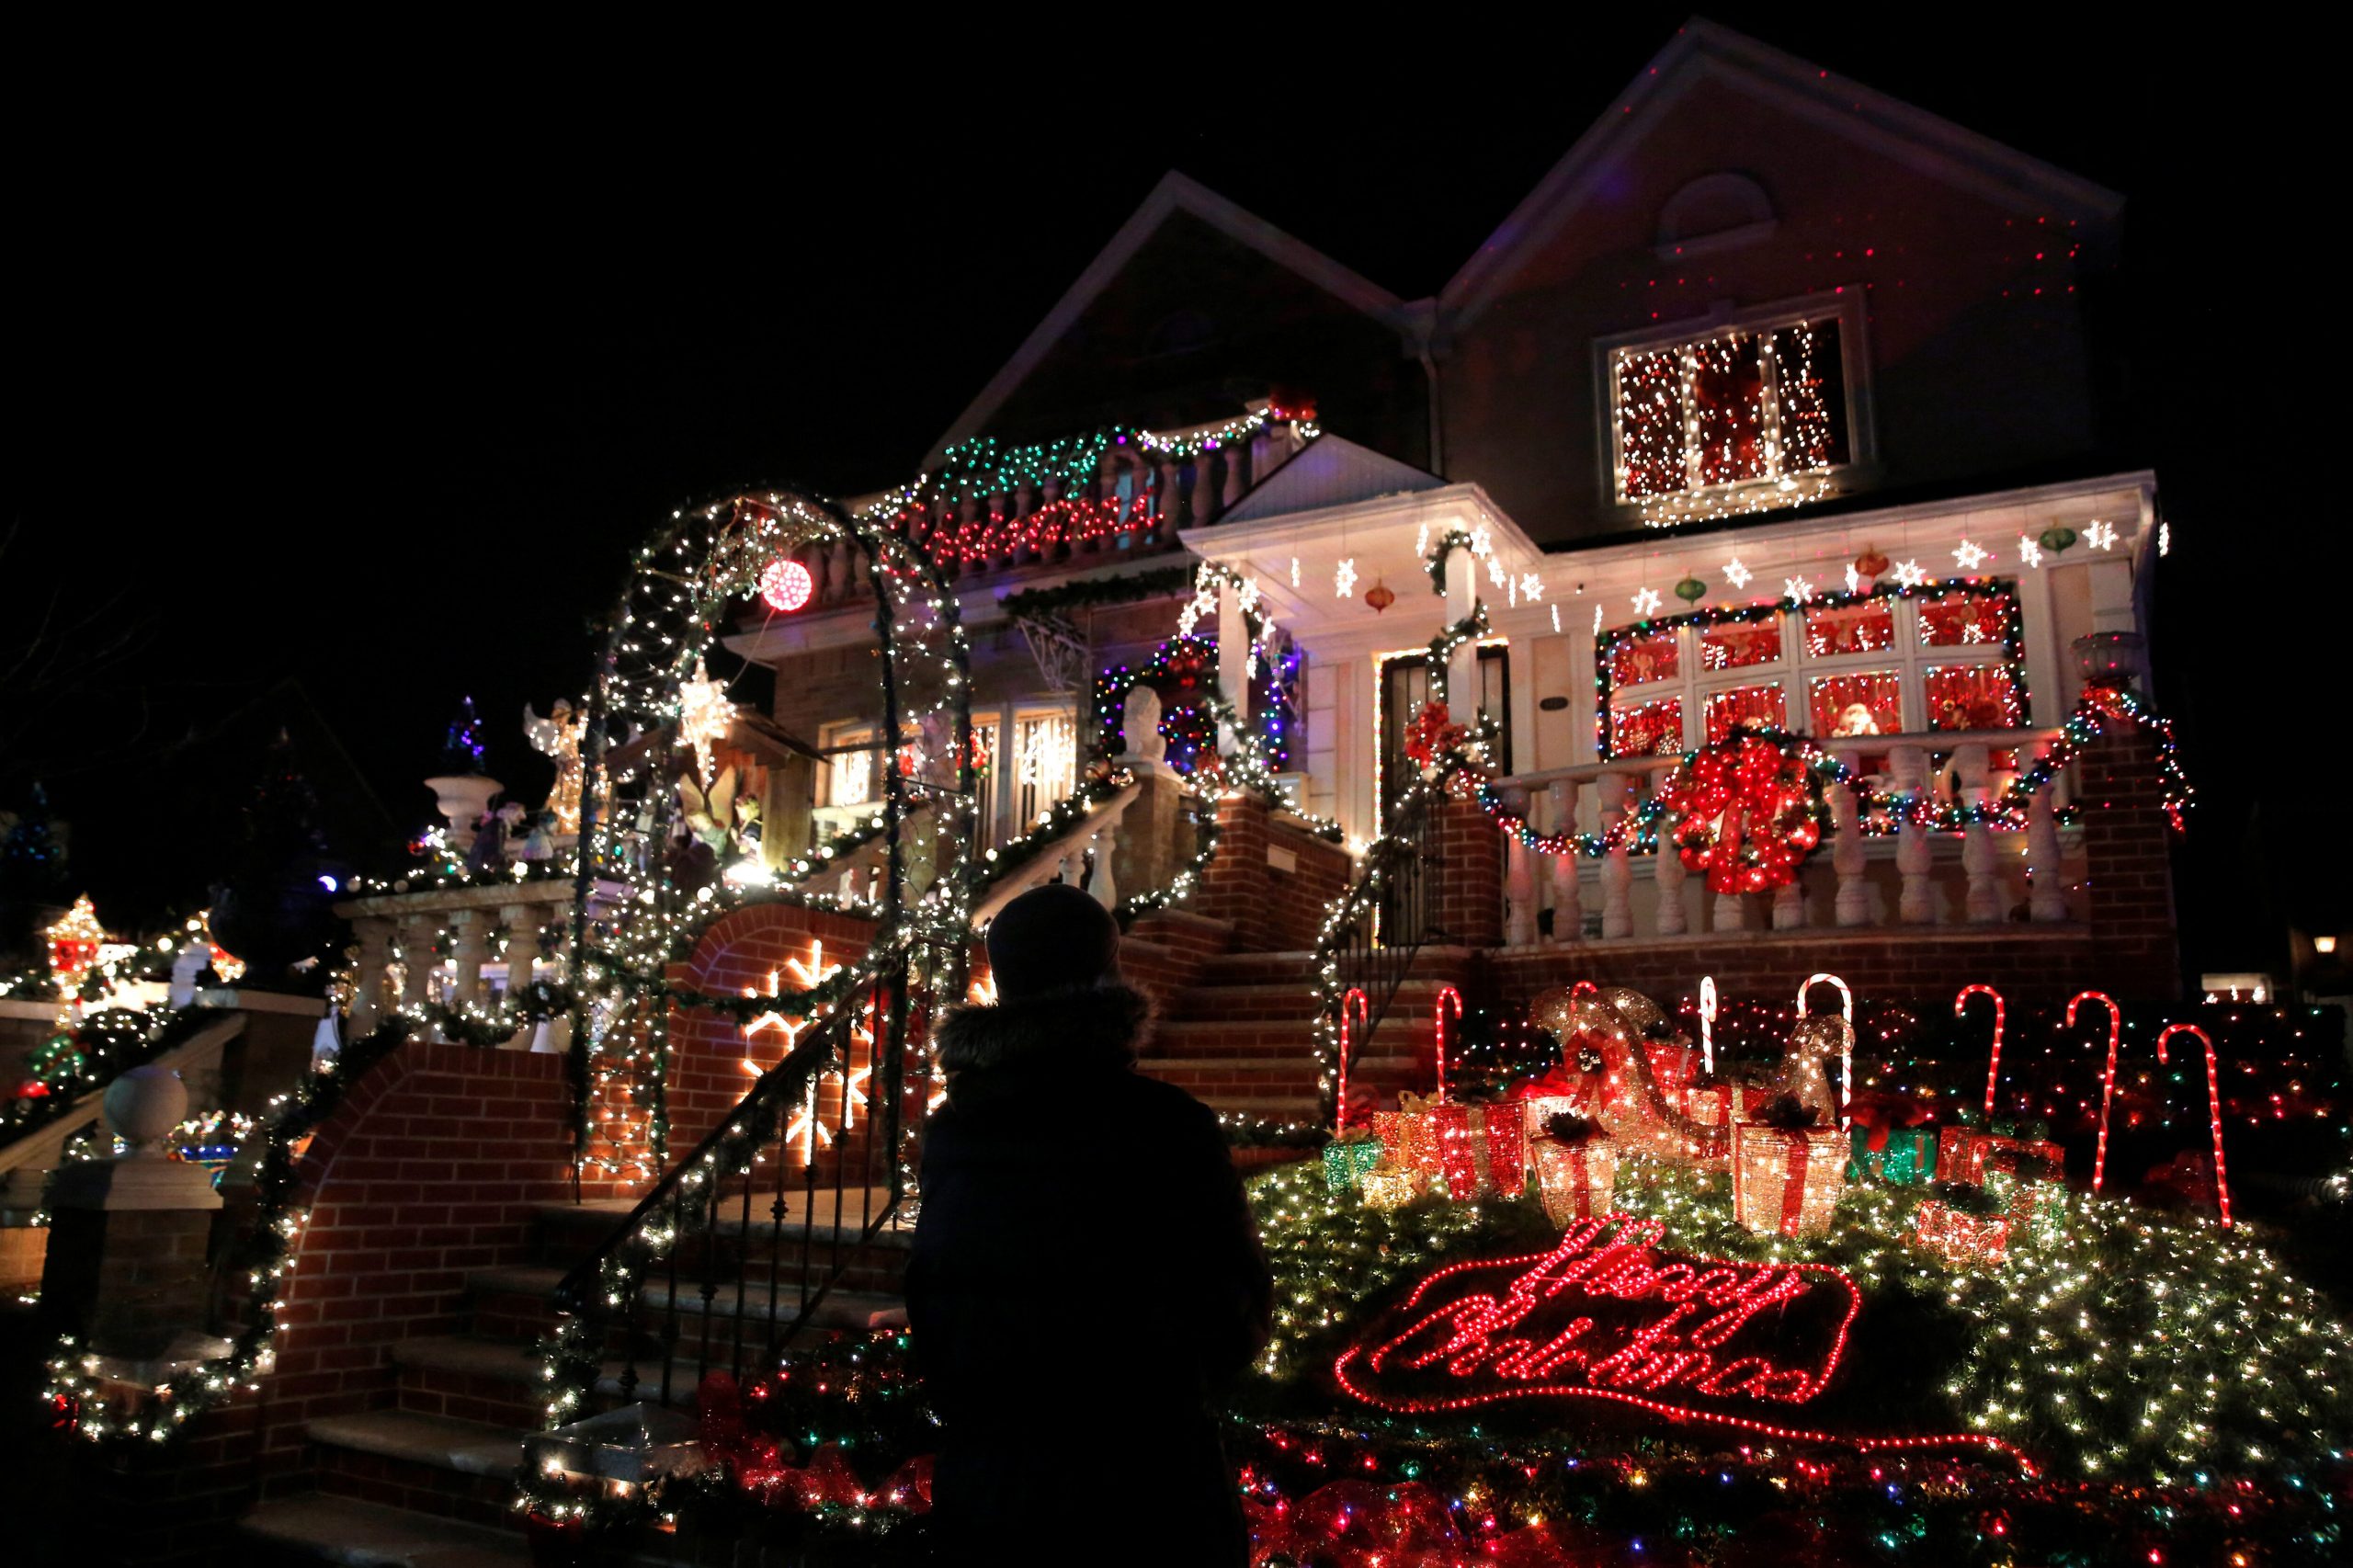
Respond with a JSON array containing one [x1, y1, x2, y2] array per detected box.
[[759, 558, 814, 613]]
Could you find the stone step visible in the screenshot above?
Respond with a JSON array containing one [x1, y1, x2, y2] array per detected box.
[[241, 1494, 528, 1567], [1162, 977, 1458, 1023], [1146, 1019, 1427, 1061], [1198, 945, 1474, 986], [308, 1411, 525, 1530]]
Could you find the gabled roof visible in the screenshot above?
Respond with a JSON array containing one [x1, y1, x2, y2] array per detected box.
[[1440, 17, 2125, 332], [926, 172, 1410, 464], [1211, 434, 1447, 527]]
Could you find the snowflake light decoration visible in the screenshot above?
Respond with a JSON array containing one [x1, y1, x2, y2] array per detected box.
[[1952, 538, 1992, 572], [1723, 555, 1753, 589], [1335, 558, 1358, 598], [1893, 560, 1928, 588], [1631, 586, 1664, 618], [1783, 575, 1815, 603]]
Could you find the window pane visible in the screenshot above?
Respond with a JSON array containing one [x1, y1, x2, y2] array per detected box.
[[1918, 587, 2014, 648], [1703, 683, 1787, 743], [1610, 696, 1685, 757], [1768, 320, 1849, 473], [829, 730, 874, 807], [1615, 347, 1688, 499], [1925, 665, 2023, 731], [1689, 329, 1769, 488], [1014, 712, 1077, 823], [1803, 599, 1894, 656], [1810, 673, 1902, 737], [1699, 618, 1782, 671], [1608, 631, 1680, 687]]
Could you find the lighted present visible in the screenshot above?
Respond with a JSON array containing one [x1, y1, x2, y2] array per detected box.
[[1518, 1094, 1581, 1155], [1847, 1126, 1938, 1186], [1685, 1082, 1729, 1129], [1984, 1165, 2068, 1246], [1479, 1107, 1528, 1199], [1360, 1167, 1427, 1210], [1915, 1198, 2010, 1267], [1961, 1133, 2064, 1186], [1730, 1119, 1846, 1236], [1321, 1133, 1385, 1194], [1937, 1124, 1987, 1185], [1590, 1037, 1729, 1168], [1377, 1094, 1460, 1179], [1530, 1136, 1616, 1225], [1641, 1038, 1699, 1107]]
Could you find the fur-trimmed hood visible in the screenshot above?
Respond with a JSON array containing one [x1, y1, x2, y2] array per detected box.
[[934, 983, 1150, 1077]]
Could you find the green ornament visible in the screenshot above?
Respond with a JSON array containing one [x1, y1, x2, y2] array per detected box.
[[2038, 524, 2078, 554], [1673, 575, 1707, 604]]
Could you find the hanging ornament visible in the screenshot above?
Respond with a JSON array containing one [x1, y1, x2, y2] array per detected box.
[[1362, 578, 1396, 614], [2038, 523, 2079, 555], [1852, 545, 1890, 592], [1673, 574, 1707, 605], [757, 557, 814, 614]]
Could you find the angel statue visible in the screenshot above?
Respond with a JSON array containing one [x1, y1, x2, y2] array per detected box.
[[524, 699, 587, 834]]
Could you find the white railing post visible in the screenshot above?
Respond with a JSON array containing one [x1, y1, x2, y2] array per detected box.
[[1712, 885, 1748, 932], [1598, 771, 1634, 939], [1955, 743, 2001, 923], [1546, 779, 1584, 943], [1772, 880, 1805, 930], [398, 915, 436, 1012], [1892, 744, 1936, 924], [1505, 786, 1538, 946], [1653, 778, 1689, 936], [2028, 744, 2069, 922], [350, 917, 393, 1038], [1832, 754, 1870, 927], [450, 912, 491, 1013], [1086, 825, 1119, 908]]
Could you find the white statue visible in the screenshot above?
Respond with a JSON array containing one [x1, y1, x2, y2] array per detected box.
[[1120, 685, 1165, 765], [524, 699, 587, 833]]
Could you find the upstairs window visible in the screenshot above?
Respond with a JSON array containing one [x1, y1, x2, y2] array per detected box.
[[1607, 303, 1859, 526]]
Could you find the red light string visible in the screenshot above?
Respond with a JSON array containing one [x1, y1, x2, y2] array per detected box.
[[1957, 983, 2006, 1119], [2154, 1023, 2233, 1229], [1433, 984, 1462, 1104], [2068, 990, 2123, 1191], [1336, 986, 1370, 1136]]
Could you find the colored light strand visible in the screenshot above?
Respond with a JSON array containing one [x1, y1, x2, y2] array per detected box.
[[1958, 983, 2006, 1119], [2154, 1023, 2233, 1230]]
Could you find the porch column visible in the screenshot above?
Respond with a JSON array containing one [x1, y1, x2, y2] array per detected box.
[[1444, 542, 1479, 717], [1891, 744, 1936, 924], [1217, 577, 1250, 757], [1598, 771, 1634, 939], [1546, 779, 1584, 943]]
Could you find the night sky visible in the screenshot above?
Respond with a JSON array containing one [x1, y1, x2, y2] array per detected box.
[[10, 14, 2337, 974]]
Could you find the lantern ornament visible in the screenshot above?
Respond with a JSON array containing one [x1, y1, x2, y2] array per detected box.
[[758, 556, 815, 614]]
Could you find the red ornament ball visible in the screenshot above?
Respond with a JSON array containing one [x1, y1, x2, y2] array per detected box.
[[758, 557, 814, 613]]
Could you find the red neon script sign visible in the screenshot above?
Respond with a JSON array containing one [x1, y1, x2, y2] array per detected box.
[[1335, 1215, 2033, 1471]]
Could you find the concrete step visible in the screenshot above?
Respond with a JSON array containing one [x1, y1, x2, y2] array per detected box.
[[1146, 1019, 1427, 1061], [308, 1411, 525, 1530], [241, 1494, 528, 1567], [1161, 977, 1459, 1024]]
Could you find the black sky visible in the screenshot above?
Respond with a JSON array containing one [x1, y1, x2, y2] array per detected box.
[[11, 13, 2339, 972]]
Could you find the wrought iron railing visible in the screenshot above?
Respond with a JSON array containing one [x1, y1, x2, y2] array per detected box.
[[1316, 783, 1449, 1125], [545, 944, 941, 1417]]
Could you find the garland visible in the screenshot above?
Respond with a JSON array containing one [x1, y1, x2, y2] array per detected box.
[[3, 1006, 218, 1151], [995, 563, 1194, 622]]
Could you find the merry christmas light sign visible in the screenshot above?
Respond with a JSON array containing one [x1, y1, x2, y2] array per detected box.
[[1336, 1214, 2029, 1467]]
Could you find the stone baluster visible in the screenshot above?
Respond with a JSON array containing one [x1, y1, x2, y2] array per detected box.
[[1772, 880, 1805, 930], [1955, 743, 2001, 922], [827, 539, 852, 603], [349, 917, 393, 1038], [1832, 756, 1870, 926], [1546, 779, 1584, 943], [1222, 441, 1249, 510], [1157, 461, 1183, 539], [1712, 884, 1748, 932], [1086, 825, 1119, 908], [398, 915, 436, 1012], [1598, 771, 1635, 939], [499, 903, 544, 1050], [449, 911, 491, 1017], [1504, 787, 1538, 946], [1054, 850, 1077, 886], [1892, 744, 1936, 924], [2027, 753, 2069, 922], [1249, 426, 1277, 492], [1652, 776, 1689, 935]]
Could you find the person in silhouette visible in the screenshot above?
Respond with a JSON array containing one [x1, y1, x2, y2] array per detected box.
[[908, 882, 1271, 1564]]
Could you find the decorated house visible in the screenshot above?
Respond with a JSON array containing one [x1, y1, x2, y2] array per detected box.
[[26, 22, 2344, 1568]]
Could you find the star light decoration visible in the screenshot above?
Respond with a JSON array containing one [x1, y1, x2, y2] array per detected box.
[[676, 658, 733, 783], [1952, 538, 1993, 572], [1723, 555, 1753, 589], [1783, 575, 1815, 603], [1892, 559, 1929, 589], [1631, 586, 1664, 618], [2086, 520, 2119, 551], [2018, 534, 2044, 569], [1336, 558, 1358, 598], [1518, 573, 1543, 602]]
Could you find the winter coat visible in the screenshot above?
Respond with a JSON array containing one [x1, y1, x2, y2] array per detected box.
[[906, 984, 1273, 1565]]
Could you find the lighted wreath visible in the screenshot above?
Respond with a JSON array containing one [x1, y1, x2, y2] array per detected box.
[[1654, 728, 1841, 895]]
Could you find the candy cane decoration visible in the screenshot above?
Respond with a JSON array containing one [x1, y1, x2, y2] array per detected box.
[[1798, 972, 1853, 1120], [1957, 983, 2006, 1119], [2155, 1023, 2233, 1229], [1570, 979, 1597, 1001], [1433, 984, 1463, 1103], [1335, 987, 1371, 1135], [2068, 990, 2122, 1191], [1698, 975, 1717, 1077]]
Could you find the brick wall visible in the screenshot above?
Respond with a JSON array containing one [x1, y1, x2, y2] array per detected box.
[[1191, 792, 1355, 952], [2075, 731, 2184, 1000], [1433, 797, 1505, 948], [254, 1043, 576, 1490]]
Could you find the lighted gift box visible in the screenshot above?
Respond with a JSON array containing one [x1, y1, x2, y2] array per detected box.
[[1937, 1124, 1987, 1185], [1915, 1198, 2010, 1267], [1518, 1095, 1581, 1155], [1961, 1134, 2064, 1186], [1685, 1083, 1729, 1129], [1530, 1137, 1616, 1225], [1984, 1165, 2068, 1246], [1374, 1095, 1460, 1179], [1360, 1167, 1427, 1210], [1593, 1039, 1727, 1168], [1847, 1127, 1938, 1185], [1476, 1107, 1527, 1199], [1321, 1134, 1385, 1194], [1730, 1121, 1846, 1236]]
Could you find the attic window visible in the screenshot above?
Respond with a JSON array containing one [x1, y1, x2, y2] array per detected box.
[[1655, 172, 1775, 253], [1606, 305, 1856, 527]]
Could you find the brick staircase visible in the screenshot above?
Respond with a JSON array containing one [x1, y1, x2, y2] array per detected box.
[[1135, 948, 1473, 1123], [239, 1196, 913, 1564]]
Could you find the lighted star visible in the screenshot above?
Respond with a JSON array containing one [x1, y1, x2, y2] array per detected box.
[[1783, 575, 1815, 603], [1236, 576, 1261, 614], [2017, 534, 2043, 569], [1518, 574, 1544, 602], [1335, 558, 1358, 598], [1952, 538, 1992, 572], [1469, 525, 1495, 559], [1631, 586, 1663, 618], [2086, 520, 2119, 551], [1722, 555, 1753, 589], [676, 658, 733, 782], [1892, 560, 1928, 588]]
